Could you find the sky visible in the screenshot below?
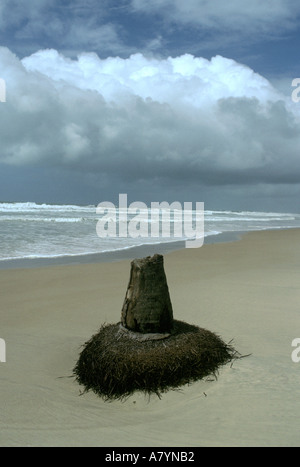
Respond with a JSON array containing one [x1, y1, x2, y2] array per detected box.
[[0, 0, 300, 212]]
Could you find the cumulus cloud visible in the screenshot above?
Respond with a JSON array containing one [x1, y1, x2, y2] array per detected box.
[[0, 46, 300, 191]]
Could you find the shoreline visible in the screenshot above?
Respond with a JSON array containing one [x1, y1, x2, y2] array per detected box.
[[1, 227, 300, 447], [0, 230, 256, 270]]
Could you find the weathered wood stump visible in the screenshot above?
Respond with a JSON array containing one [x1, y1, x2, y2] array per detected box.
[[121, 254, 173, 334], [73, 253, 239, 400]]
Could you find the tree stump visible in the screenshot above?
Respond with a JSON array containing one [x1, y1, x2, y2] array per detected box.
[[74, 253, 239, 400], [121, 254, 174, 334]]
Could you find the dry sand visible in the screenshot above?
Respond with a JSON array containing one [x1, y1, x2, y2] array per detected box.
[[0, 229, 300, 447]]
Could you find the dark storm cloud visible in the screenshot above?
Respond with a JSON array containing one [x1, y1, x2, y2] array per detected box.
[[1, 1, 300, 210], [0, 47, 300, 191]]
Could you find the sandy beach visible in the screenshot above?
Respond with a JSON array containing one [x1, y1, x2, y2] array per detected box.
[[1, 228, 300, 447]]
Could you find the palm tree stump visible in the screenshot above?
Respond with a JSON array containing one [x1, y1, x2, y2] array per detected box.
[[74, 254, 238, 400], [121, 254, 173, 335]]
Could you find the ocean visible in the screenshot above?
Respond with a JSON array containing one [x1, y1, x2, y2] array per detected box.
[[1, 202, 300, 264]]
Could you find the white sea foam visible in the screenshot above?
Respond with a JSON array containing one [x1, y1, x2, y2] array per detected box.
[[0, 202, 300, 262], [0, 202, 95, 212], [0, 216, 85, 223]]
